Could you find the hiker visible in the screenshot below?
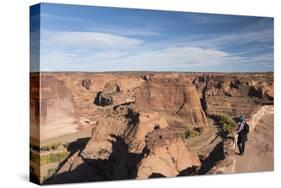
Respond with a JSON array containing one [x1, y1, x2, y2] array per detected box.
[[236, 115, 250, 156]]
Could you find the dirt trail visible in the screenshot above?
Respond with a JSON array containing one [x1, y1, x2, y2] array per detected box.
[[235, 114, 274, 173]]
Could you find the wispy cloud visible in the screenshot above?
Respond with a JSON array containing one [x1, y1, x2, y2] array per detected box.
[[40, 28, 272, 72], [179, 28, 273, 50], [41, 31, 143, 50], [188, 13, 245, 24], [89, 26, 163, 37], [41, 13, 86, 23], [41, 13, 163, 37]]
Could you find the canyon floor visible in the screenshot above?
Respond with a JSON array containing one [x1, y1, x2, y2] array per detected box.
[[235, 114, 274, 173]]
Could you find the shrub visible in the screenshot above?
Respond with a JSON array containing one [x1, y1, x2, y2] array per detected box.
[[184, 128, 202, 138], [177, 127, 203, 140], [212, 114, 236, 134], [40, 143, 61, 152], [178, 132, 186, 140], [47, 168, 56, 176]]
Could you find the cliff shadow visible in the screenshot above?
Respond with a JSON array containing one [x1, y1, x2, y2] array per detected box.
[[67, 137, 90, 154], [198, 141, 225, 174], [51, 137, 91, 175], [177, 166, 198, 176], [44, 135, 148, 184], [149, 173, 166, 178]]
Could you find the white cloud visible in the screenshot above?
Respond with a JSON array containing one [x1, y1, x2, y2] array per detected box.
[[39, 27, 273, 72], [41, 31, 143, 50], [113, 46, 238, 66], [40, 44, 246, 72], [178, 28, 273, 50]]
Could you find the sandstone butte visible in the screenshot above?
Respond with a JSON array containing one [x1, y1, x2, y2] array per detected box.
[[29, 72, 273, 184]]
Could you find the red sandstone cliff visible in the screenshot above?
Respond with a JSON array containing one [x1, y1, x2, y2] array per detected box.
[[29, 72, 273, 183]]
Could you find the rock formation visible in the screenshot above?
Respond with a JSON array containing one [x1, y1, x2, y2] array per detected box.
[[29, 72, 273, 183], [32, 76, 78, 140], [135, 77, 209, 128], [193, 73, 273, 117], [137, 128, 201, 179], [207, 135, 237, 174], [81, 79, 91, 90]]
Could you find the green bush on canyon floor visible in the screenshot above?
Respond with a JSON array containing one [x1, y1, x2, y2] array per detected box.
[[40, 143, 62, 152], [30, 151, 69, 165], [212, 114, 236, 134], [40, 151, 69, 165], [178, 127, 203, 140]]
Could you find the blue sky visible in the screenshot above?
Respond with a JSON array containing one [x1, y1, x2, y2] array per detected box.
[[31, 3, 274, 72]]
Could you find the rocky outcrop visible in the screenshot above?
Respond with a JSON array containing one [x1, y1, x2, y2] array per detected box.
[[137, 128, 201, 179], [247, 105, 274, 131], [31, 72, 273, 183], [81, 105, 139, 160], [81, 79, 91, 90], [135, 77, 209, 128], [94, 80, 121, 106], [130, 112, 169, 153], [45, 105, 200, 183], [38, 76, 78, 140], [207, 135, 237, 174], [94, 80, 137, 107], [193, 73, 273, 117]]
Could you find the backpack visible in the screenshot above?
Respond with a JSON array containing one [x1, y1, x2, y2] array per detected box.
[[243, 122, 250, 134]]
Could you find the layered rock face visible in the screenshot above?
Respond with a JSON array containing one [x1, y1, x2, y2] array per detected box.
[[46, 120, 200, 183], [35, 72, 273, 142], [135, 76, 209, 128], [193, 73, 273, 117], [31, 75, 77, 141], [30, 72, 273, 183], [81, 105, 139, 160], [30, 73, 40, 141]]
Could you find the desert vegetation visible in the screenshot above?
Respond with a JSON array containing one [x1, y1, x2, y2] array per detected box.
[[30, 151, 69, 165], [211, 114, 236, 135]]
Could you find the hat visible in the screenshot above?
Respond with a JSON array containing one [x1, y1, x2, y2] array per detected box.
[[239, 115, 245, 121]]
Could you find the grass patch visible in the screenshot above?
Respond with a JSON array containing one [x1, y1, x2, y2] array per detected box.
[[30, 151, 69, 165], [40, 151, 69, 165]]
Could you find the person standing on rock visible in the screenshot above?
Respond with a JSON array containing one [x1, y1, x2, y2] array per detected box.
[[236, 115, 250, 156]]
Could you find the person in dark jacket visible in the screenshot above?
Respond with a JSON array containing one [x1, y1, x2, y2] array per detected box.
[[236, 115, 249, 156]]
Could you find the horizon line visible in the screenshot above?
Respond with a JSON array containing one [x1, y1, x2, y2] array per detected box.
[[31, 70, 274, 74]]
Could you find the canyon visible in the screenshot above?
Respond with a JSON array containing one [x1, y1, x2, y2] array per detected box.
[[29, 72, 273, 184]]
